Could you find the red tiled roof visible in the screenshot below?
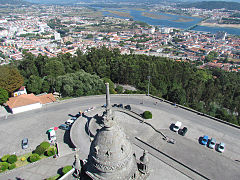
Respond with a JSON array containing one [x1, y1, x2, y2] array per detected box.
[[7, 94, 40, 109], [37, 93, 56, 104], [6, 93, 56, 109]]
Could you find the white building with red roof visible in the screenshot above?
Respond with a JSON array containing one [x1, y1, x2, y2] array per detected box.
[[6, 93, 56, 114]]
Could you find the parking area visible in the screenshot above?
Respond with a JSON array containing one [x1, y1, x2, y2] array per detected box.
[[0, 95, 240, 179]]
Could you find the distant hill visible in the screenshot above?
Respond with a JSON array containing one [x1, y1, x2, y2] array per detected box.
[[0, 0, 30, 5], [179, 1, 240, 10], [24, 0, 177, 5]]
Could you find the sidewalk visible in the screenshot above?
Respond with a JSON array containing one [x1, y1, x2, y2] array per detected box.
[[0, 106, 9, 119], [0, 152, 75, 180]]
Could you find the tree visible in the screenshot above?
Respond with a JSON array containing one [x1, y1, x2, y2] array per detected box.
[[102, 77, 116, 94], [43, 60, 65, 78], [42, 80, 50, 93], [0, 66, 24, 94], [26, 75, 43, 94], [0, 88, 8, 105], [115, 85, 123, 94]]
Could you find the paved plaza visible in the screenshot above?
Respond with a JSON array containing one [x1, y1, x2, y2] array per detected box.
[[0, 95, 240, 179]]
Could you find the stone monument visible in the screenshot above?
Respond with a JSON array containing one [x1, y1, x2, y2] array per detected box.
[[72, 83, 150, 179]]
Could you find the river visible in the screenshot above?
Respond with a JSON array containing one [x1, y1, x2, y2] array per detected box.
[[99, 8, 240, 36]]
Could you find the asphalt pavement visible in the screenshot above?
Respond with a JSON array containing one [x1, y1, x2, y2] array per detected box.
[[0, 95, 240, 179]]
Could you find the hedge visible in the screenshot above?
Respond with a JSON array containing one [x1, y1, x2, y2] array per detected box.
[[8, 163, 16, 170], [62, 165, 72, 175], [7, 155, 17, 164], [143, 111, 152, 119], [1, 154, 10, 162], [0, 162, 9, 172], [47, 147, 56, 157], [35, 145, 46, 156], [40, 141, 50, 151], [29, 153, 40, 163]]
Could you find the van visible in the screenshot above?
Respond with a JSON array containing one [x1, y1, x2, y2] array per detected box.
[[173, 121, 182, 132], [49, 130, 56, 141]]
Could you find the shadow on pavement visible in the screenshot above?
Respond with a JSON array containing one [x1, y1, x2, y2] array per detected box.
[[169, 123, 174, 131], [57, 167, 64, 176], [63, 130, 76, 148], [82, 114, 95, 138]]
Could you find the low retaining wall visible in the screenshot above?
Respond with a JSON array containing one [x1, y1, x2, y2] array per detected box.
[[149, 94, 240, 129]]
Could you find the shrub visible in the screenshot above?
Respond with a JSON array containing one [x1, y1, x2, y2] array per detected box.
[[35, 145, 46, 156], [46, 174, 61, 180], [29, 153, 40, 163], [62, 165, 72, 175], [0, 162, 9, 172], [7, 155, 17, 164], [143, 111, 152, 119], [40, 141, 50, 151], [1, 154, 10, 162], [46, 147, 56, 157], [115, 85, 123, 94], [8, 163, 16, 170]]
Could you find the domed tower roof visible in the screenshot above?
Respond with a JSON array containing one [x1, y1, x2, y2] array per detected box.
[[86, 121, 137, 179], [85, 83, 137, 179]]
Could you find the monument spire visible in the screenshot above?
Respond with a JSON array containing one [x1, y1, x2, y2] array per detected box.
[[103, 83, 113, 127], [105, 82, 111, 110]]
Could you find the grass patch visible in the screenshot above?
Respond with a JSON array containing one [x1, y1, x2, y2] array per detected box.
[[15, 152, 32, 167], [46, 173, 61, 180], [4, 145, 56, 172], [59, 96, 72, 101]]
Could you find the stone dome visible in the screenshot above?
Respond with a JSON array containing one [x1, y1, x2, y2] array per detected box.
[[86, 119, 137, 180]]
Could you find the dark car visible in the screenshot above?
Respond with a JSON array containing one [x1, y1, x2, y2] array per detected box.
[[118, 104, 123, 108], [179, 127, 188, 136], [59, 124, 70, 130], [125, 105, 131, 111], [112, 104, 118, 107], [22, 138, 28, 149]]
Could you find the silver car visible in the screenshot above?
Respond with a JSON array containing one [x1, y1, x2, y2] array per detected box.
[[22, 138, 28, 149]]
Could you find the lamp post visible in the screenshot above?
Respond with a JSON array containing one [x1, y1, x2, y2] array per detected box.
[[147, 76, 151, 96]]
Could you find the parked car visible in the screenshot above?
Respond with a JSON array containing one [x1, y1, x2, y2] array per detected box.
[[201, 135, 208, 145], [59, 124, 70, 130], [71, 117, 77, 120], [118, 104, 123, 108], [208, 138, 216, 149], [65, 119, 74, 125], [22, 138, 28, 149], [172, 121, 182, 132], [125, 105, 131, 110], [179, 127, 188, 136], [112, 104, 118, 107], [217, 142, 225, 153]]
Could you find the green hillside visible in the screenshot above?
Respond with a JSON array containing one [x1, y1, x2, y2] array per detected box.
[[0, 0, 29, 5], [179, 1, 240, 10]]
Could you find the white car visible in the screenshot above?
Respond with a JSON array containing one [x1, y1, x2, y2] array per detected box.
[[217, 142, 225, 153], [65, 119, 74, 125], [172, 121, 182, 132], [71, 117, 77, 120]]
